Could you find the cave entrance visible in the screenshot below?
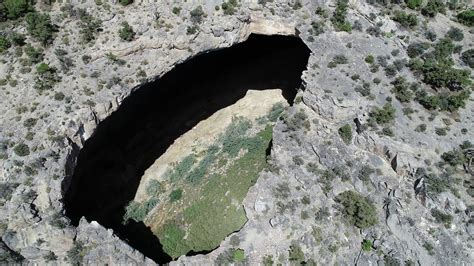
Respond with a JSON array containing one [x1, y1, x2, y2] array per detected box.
[[63, 34, 311, 263]]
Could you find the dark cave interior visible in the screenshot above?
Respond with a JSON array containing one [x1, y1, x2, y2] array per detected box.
[[63, 34, 311, 263]]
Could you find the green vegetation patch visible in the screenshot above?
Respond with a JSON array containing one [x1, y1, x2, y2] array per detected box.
[[457, 9, 474, 27], [135, 106, 281, 259], [331, 0, 352, 32], [336, 190, 378, 229]]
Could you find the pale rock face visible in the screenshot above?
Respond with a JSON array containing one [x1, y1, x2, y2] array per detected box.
[[0, 0, 473, 265]]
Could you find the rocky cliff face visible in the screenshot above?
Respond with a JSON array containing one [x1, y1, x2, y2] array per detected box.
[[0, 0, 473, 265]]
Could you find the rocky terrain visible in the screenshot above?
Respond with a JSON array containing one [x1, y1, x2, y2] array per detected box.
[[0, 0, 473, 265]]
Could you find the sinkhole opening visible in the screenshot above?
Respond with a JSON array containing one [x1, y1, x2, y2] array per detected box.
[[63, 33, 311, 263]]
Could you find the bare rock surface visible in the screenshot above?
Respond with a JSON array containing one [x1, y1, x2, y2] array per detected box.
[[0, 0, 473, 265]]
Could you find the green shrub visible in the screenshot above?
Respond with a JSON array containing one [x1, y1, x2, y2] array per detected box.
[[328, 54, 348, 68], [232, 248, 245, 263], [310, 20, 325, 36], [34, 63, 60, 91], [461, 49, 474, 68], [262, 255, 274, 266], [435, 127, 447, 136], [457, 9, 474, 26], [118, 22, 135, 41], [358, 165, 375, 182], [119, 0, 133, 6], [0, 35, 11, 53], [392, 11, 418, 28], [14, 143, 29, 156], [338, 124, 352, 144], [123, 198, 158, 223], [165, 154, 196, 182], [391, 76, 413, 103], [423, 242, 435, 255], [10, 32, 25, 46], [78, 9, 102, 43], [24, 44, 43, 64], [361, 239, 372, 251], [216, 248, 246, 264], [405, 0, 422, 9], [186, 25, 198, 35], [336, 190, 378, 229], [2, 0, 33, 20], [25, 12, 55, 46], [421, 0, 446, 17], [267, 102, 285, 122], [288, 243, 305, 263], [369, 103, 396, 125], [54, 92, 65, 101], [331, 0, 352, 32], [146, 179, 163, 196], [172, 7, 181, 15], [407, 42, 429, 58], [222, 0, 238, 15], [441, 150, 465, 166], [23, 118, 37, 129], [431, 209, 453, 227], [446, 27, 464, 42], [170, 189, 183, 202], [365, 55, 374, 64], [190, 6, 205, 24]]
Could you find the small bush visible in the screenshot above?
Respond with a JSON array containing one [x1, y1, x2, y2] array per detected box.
[[14, 143, 29, 156], [369, 103, 396, 125], [186, 25, 198, 35], [170, 189, 183, 202], [119, 0, 133, 6], [331, 0, 352, 32], [146, 179, 163, 196], [310, 20, 325, 36], [328, 54, 348, 68], [358, 165, 375, 182], [338, 124, 352, 144], [123, 198, 158, 223], [336, 190, 378, 229], [190, 6, 205, 24], [25, 12, 55, 46], [431, 209, 453, 228], [0, 36, 11, 53], [446, 27, 464, 42], [407, 42, 429, 58], [406, 0, 422, 9], [172, 7, 181, 15], [392, 11, 418, 28], [441, 149, 465, 166], [24, 44, 43, 64], [222, 0, 238, 15], [365, 55, 374, 64], [34, 63, 60, 91], [361, 239, 372, 251], [391, 76, 413, 103], [460, 49, 474, 68], [435, 127, 447, 136], [288, 243, 305, 263], [457, 9, 474, 26], [421, 0, 446, 17], [2, 0, 34, 20], [118, 22, 135, 41]]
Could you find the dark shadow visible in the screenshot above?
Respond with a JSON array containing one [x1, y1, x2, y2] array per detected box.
[[63, 34, 311, 262]]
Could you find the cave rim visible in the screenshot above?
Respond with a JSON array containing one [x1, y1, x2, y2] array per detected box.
[[62, 33, 311, 263]]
